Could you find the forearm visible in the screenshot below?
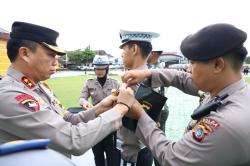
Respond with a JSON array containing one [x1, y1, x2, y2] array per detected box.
[[79, 85, 90, 106], [0, 108, 122, 156], [135, 113, 174, 165], [78, 97, 88, 106], [63, 108, 96, 125], [150, 69, 199, 96]]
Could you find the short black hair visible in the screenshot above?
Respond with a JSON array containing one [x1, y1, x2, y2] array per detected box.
[[126, 41, 152, 59], [7, 39, 38, 62], [223, 46, 247, 71], [200, 46, 247, 71]]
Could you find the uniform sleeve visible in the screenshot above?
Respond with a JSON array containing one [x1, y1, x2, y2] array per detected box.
[[63, 109, 96, 125], [150, 69, 199, 96], [135, 113, 243, 166], [78, 80, 90, 106], [0, 91, 122, 156], [113, 79, 120, 90]]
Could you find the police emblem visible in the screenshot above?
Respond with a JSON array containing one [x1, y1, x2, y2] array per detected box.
[[15, 94, 40, 112], [192, 117, 220, 142], [192, 125, 208, 142]]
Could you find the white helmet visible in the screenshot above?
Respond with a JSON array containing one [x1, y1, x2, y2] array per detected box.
[[92, 55, 109, 69]]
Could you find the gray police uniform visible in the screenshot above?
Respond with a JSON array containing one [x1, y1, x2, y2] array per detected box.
[[79, 77, 120, 106], [147, 63, 169, 131], [79, 76, 120, 166], [148, 63, 169, 166], [135, 69, 250, 166], [0, 66, 122, 157], [120, 64, 148, 163]]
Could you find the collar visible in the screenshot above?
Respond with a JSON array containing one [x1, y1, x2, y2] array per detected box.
[[7, 66, 38, 90], [217, 78, 246, 97], [94, 77, 111, 85], [204, 78, 246, 103]]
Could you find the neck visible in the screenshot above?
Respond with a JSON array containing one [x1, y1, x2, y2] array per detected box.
[[210, 71, 242, 97], [97, 75, 107, 87], [130, 55, 147, 69], [12, 62, 39, 83]]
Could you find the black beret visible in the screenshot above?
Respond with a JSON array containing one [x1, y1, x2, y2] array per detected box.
[[10, 21, 65, 55], [180, 23, 247, 61]]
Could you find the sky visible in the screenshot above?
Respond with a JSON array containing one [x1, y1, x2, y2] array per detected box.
[[1, 0, 250, 57]]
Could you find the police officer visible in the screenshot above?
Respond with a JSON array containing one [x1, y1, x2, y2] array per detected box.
[[79, 55, 120, 166], [119, 29, 160, 166], [0, 21, 135, 157], [147, 49, 169, 166], [122, 23, 250, 165]]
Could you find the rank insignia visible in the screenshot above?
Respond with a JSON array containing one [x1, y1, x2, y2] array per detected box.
[[21, 76, 35, 89], [15, 94, 40, 112], [192, 117, 220, 142]]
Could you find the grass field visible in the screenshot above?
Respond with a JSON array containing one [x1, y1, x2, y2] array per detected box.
[[46, 75, 121, 108], [46, 75, 250, 109]]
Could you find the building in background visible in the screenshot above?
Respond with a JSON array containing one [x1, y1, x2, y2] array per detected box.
[[94, 50, 123, 68], [158, 52, 188, 71], [0, 27, 10, 79]]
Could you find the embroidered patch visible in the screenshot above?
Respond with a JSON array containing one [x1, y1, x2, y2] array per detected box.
[[15, 94, 40, 112], [20, 99, 40, 112], [192, 117, 220, 142], [15, 94, 34, 101], [21, 76, 35, 89], [192, 125, 208, 142]]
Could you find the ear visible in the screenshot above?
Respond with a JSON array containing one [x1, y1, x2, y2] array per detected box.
[[132, 44, 139, 56], [213, 57, 225, 73], [18, 47, 31, 63]]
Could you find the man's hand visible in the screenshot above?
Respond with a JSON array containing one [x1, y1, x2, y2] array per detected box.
[[94, 95, 117, 115], [126, 100, 145, 120], [122, 69, 152, 86], [82, 101, 93, 109], [114, 83, 135, 117]]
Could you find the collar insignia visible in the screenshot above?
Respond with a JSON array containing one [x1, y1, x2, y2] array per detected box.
[[21, 76, 36, 89]]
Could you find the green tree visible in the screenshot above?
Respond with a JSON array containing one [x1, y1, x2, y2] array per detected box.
[[67, 46, 95, 65], [67, 49, 83, 65], [82, 46, 95, 64]]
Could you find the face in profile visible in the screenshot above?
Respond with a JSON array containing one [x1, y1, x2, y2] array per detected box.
[[121, 44, 134, 69], [189, 60, 215, 92], [25, 44, 58, 82]]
